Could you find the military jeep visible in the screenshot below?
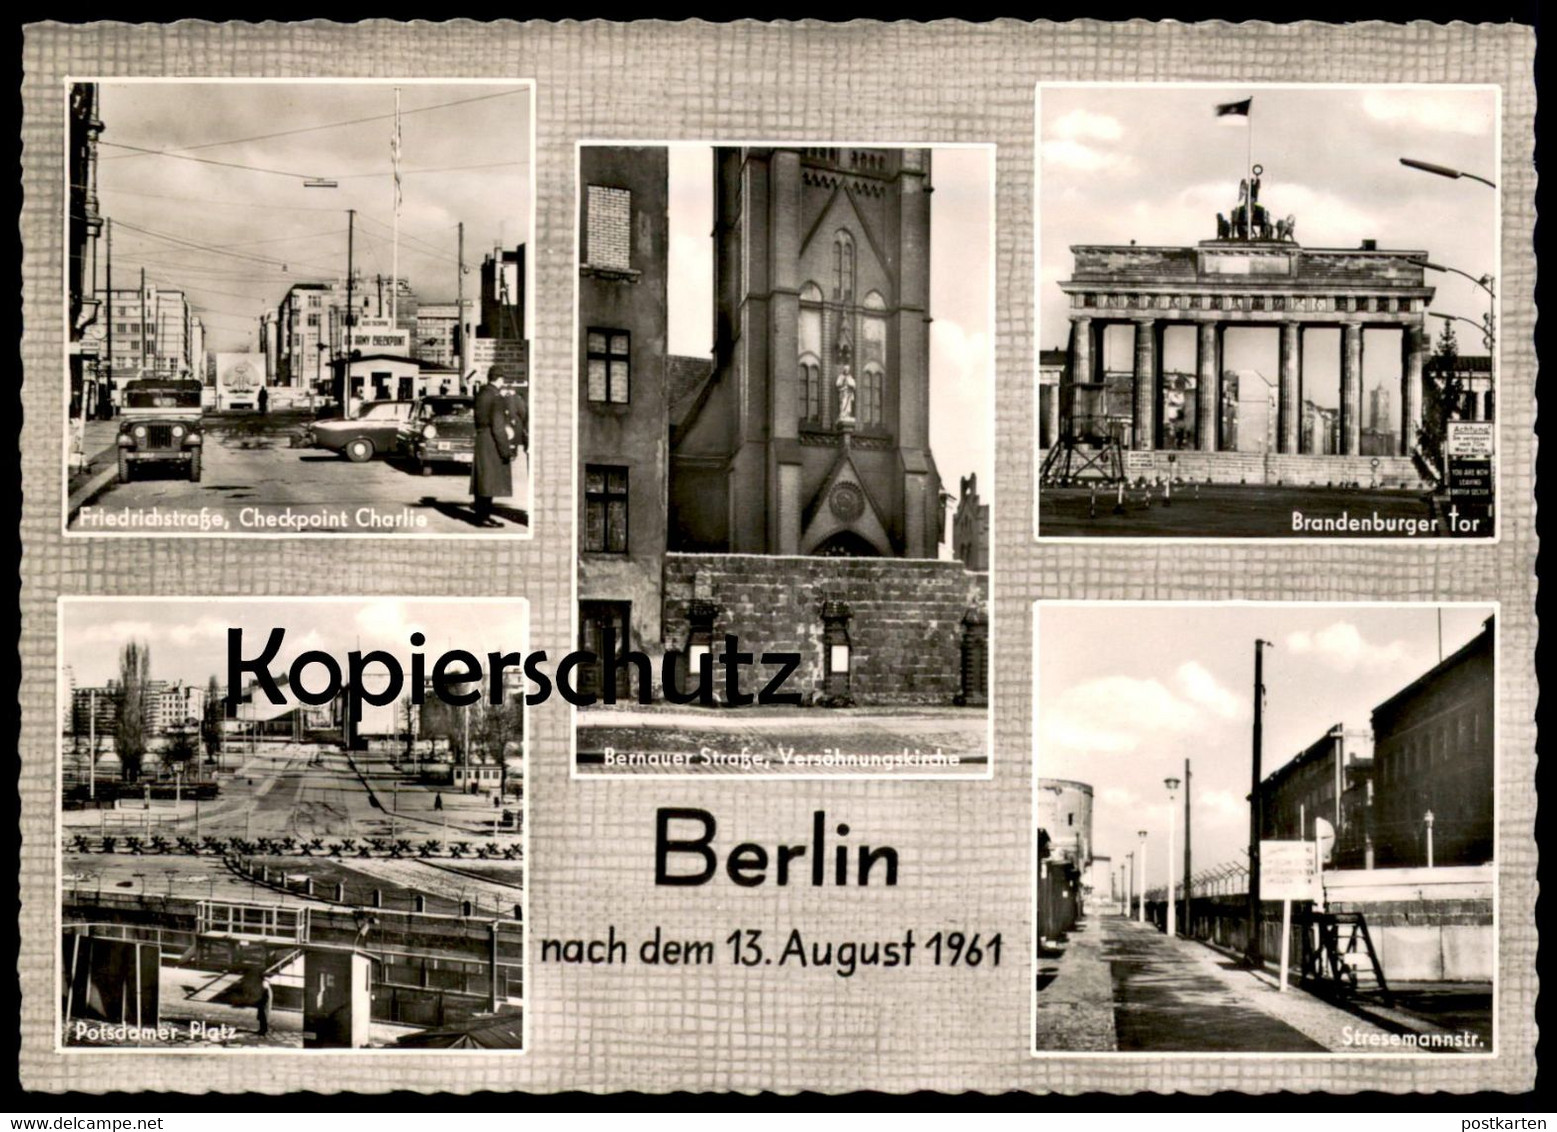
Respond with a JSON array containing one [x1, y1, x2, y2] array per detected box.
[[116, 377, 205, 483]]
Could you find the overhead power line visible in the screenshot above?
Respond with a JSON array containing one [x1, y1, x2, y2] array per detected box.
[[102, 87, 528, 162]]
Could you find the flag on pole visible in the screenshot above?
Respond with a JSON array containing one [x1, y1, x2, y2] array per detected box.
[[1215, 98, 1253, 117], [391, 95, 403, 211]]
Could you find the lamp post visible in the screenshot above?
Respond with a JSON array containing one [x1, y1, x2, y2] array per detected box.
[[1136, 830, 1148, 924], [1165, 776, 1181, 937], [1399, 157, 1497, 190], [1125, 851, 1134, 917]]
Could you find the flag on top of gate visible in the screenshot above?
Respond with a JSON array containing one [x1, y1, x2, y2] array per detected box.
[[1215, 98, 1253, 117]]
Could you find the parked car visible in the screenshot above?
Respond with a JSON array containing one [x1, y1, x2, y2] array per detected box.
[[116, 376, 205, 483], [397, 396, 476, 475], [305, 399, 416, 462]]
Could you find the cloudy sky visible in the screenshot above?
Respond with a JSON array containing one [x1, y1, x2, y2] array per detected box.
[[93, 81, 533, 353], [665, 145, 994, 522], [60, 598, 529, 691], [1038, 85, 1498, 409], [1036, 603, 1493, 876]]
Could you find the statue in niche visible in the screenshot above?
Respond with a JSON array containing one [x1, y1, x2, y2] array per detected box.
[[836, 364, 857, 424]]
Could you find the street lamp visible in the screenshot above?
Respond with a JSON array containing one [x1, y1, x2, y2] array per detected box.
[[1136, 830, 1148, 924], [1399, 157, 1497, 189], [1164, 777, 1181, 938], [1413, 258, 1497, 354], [1431, 311, 1496, 353]]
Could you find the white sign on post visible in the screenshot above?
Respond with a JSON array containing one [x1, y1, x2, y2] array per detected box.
[[1261, 839, 1319, 901], [1261, 839, 1319, 994], [1447, 420, 1496, 457]]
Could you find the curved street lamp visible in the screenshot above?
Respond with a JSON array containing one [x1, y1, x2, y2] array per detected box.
[[1399, 157, 1497, 189]]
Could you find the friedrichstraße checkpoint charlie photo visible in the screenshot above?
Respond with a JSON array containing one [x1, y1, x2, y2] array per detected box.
[[15, 17, 1538, 1102], [65, 79, 535, 539]]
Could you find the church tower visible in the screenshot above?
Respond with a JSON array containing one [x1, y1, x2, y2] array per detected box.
[[670, 147, 942, 558]]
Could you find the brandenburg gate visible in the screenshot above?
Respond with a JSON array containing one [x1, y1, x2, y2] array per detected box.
[[1057, 189, 1435, 459]]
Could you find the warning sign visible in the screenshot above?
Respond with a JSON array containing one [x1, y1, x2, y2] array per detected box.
[[471, 338, 529, 386], [1260, 840, 1319, 901], [1448, 421, 1496, 457]]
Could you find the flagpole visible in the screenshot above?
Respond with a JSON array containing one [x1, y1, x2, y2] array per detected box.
[[391, 86, 401, 327]]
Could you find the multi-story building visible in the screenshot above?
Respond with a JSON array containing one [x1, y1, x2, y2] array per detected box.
[[1301, 398, 1340, 455], [277, 283, 332, 391], [1368, 383, 1393, 433], [479, 248, 526, 342], [1260, 723, 1375, 868], [576, 147, 672, 690], [1371, 616, 1495, 868], [259, 309, 281, 382], [416, 300, 476, 369], [1221, 371, 1278, 454], [68, 82, 106, 417], [91, 285, 196, 381]]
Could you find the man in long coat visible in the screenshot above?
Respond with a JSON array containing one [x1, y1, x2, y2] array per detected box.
[[471, 367, 517, 527]]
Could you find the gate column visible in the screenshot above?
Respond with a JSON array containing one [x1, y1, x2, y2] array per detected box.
[[1341, 322, 1363, 456], [1196, 320, 1219, 452], [1133, 317, 1157, 451], [1066, 315, 1093, 442], [1401, 320, 1426, 456], [1278, 322, 1302, 455]]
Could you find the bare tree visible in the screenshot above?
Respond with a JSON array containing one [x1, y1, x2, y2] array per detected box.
[[114, 641, 151, 782], [200, 674, 224, 768]]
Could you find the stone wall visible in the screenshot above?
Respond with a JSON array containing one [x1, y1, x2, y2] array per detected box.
[[661, 552, 987, 705]]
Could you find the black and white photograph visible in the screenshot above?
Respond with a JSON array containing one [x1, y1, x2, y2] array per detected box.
[[1035, 84, 1499, 540], [1033, 602, 1495, 1055], [58, 598, 527, 1051], [65, 80, 534, 538], [571, 143, 994, 778]]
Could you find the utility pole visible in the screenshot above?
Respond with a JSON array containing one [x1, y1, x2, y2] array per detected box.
[[456, 222, 467, 386], [345, 209, 356, 409], [87, 689, 96, 801], [105, 218, 112, 416], [139, 267, 148, 371], [1183, 757, 1192, 939], [1247, 639, 1270, 966]]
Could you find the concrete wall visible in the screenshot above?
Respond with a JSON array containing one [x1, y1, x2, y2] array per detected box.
[[1172, 865, 1493, 983], [1038, 449, 1431, 488], [661, 552, 986, 705]]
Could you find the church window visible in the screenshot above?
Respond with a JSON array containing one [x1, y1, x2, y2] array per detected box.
[[585, 185, 632, 271], [586, 328, 630, 403], [861, 364, 884, 426], [584, 465, 629, 553], [800, 357, 823, 424], [833, 231, 855, 302], [799, 293, 823, 426]]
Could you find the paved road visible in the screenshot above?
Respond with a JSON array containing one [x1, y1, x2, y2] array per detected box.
[[1037, 482, 1459, 539], [1104, 916, 1327, 1052], [69, 411, 529, 536]]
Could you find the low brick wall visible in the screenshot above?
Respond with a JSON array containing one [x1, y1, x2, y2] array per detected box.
[[662, 552, 988, 705]]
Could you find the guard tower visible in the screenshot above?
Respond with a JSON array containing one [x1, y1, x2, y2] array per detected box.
[[1038, 321, 1126, 484]]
